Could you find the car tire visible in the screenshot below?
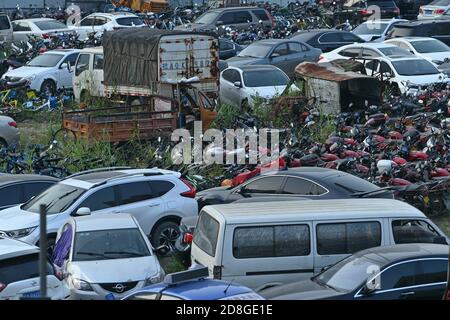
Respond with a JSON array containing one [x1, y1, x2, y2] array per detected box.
[[151, 220, 181, 253], [40, 80, 56, 96]]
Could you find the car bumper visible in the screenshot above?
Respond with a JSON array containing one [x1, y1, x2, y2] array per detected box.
[[67, 281, 147, 300]]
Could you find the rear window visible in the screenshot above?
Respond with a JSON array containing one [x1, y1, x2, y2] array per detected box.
[[193, 212, 220, 257], [252, 9, 270, 21], [116, 17, 144, 26], [392, 220, 444, 244], [34, 20, 68, 31], [0, 15, 10, 30], [0, 253, 52, 286], [328, 174, 379, 194], [392, 59, 439, 76]]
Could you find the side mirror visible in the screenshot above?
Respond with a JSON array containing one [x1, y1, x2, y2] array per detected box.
[[72, 207, 91, 216], [270, 53, 280, 58], [233, 81, 242, 88], [60, 62, 69, 71], [155, 245, 170, 256]]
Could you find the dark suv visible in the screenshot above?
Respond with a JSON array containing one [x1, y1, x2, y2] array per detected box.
[[388, 20, 450, 46], [175, 7, 274, 32]]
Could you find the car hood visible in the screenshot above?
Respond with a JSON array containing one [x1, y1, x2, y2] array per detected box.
[[246, 85, 287, 99], [69, 256, 160, 283], [422, 52, 450, 63], [261, 279, 345, 300], [3, 66, 52, 79], [0, 206, 58, 230]]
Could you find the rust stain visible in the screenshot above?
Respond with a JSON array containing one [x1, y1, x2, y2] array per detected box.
[[295, 61, 373, 82]]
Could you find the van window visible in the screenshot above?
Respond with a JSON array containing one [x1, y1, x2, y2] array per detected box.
[[193, 212, 220, 257], [392, 220, 443, 244], [75, 54, 90, 76], [233, 224, 310, 258], [0, 16, 11, 30], [79, 186, 117, 211], [243, 176, 284, 194], [317, 222, 381, 255], [234, 11, 253, 24], [116, 182, 154, 204], [93, 54, 104, 70], [252, 9, 269, 21]]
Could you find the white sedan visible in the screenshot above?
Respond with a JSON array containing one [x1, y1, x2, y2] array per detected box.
[[385, 37, 450, 66], [1, 49, 80, 94], [11, 18, 72, 42]]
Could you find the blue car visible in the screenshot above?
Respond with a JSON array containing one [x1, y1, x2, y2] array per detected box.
[[121, 267, 264, 300]]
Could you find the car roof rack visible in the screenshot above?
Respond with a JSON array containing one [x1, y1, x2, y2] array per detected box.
[[90, 169, 179, 188], [65, 167, 133, 180], [164, 266, 209, 286]]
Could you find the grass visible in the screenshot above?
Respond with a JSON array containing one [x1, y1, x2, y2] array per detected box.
[[160, 255, 187, 274]]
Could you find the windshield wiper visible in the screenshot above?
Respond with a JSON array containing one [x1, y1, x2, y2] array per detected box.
[[76, 251, 108, 259], [104, 251, 146, 257], [43, 189, 79, 212]]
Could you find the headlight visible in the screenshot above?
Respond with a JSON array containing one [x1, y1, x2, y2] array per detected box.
[[71, 278, 93, 291], [145, 272, 164, 286], [5, 226, 37, 238]]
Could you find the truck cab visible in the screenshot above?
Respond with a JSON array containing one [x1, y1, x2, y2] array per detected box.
[[0, 13, 12, 42], [73, 47, 104, 103]]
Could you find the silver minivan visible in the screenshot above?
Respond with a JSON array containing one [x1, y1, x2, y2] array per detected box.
[[0, 14, 12, 42], [190, 199, 448, 291]]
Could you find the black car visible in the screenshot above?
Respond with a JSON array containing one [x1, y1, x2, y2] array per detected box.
[[196, 167, 393, 209], [0, 174, 59, 210], [289, 29, 365, 52], [261, 243, 449, 300], [344, 0, 400, 19], [396, 0, 434, 19], [219, 38, 245, 60], [388, 20, 450, 46]]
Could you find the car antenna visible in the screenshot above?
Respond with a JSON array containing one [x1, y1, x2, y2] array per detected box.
[[223, 278, 235, 295]]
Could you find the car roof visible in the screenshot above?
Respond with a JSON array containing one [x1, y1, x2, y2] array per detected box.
[[252, 39, 290, 45], [12, 18, 61, 22], [132, 278, 253, 300], [362, 18, 408, 23], [385, 56, 428, 62], [86, 12, 139, 18], [0, 174, 59, 186], [0, 236, 39, 260], [353, 243, 449, 267], [79, 46, 103, 53], [210, 6, 263, 12], [44, 49, 80, 55], [395, 20, 450, 27], [204, 199, 424, 224], [72, 213, 138, 232], [392, 37, 440, 42], [233, 64, 285, 72]]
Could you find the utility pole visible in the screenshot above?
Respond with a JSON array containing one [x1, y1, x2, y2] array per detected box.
[[39, 204, 48, 299]]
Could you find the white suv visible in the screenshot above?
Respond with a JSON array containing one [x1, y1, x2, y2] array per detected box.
[[0, 236, 64, 300], [70, 12, 145, 40], [0, 168, 198, 251], [52, 213, 165, 300]]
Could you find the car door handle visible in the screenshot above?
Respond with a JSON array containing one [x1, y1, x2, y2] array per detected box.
[[148, 204, 160, 207], [400, 292, 415, 298]]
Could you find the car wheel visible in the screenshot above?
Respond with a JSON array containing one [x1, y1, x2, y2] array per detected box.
[[151, 221, 181, 253], [40, 80, 56, 96]]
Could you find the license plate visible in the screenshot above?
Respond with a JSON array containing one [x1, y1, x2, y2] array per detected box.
[[22, 290, 40, 298], [105, 293, 116, 300], [425, 10, 433, 14]]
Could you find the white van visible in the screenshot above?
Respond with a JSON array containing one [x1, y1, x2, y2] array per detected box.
[[0, 13, 13, 42], [73, 46, 104, 102], [190, 199, 449, 291]]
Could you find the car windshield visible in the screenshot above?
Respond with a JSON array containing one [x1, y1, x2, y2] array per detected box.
[[392, 59, 439, 75], [27, 53, 63, 67], [21, 183, 85, 215], [410, 40, 450, 53], [237, 44, 272, 58], [116, 17, 144, 26], [243, 69, 289, 87], [313, 255, 380, 292], [72, 228, 151, 261], [34, 20, 68, 30], [353, 23, 389, 35], [194, 11, 219, 24], [378, 46, 412, 56]]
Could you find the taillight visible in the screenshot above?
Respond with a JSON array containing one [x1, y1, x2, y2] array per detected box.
[[183, 232, 193, 244], [180, 178, 196, 198], [8, 121, 17, 128], [360, 9, 373, 15], [0, 282, 6, 292], [319, 55, 324, 61], [42, 33, 49, 39], [54, 268, 64, 281], [435, 9, 445, 14], [419, 7, 424, 14], [213, 265, 222, 279]]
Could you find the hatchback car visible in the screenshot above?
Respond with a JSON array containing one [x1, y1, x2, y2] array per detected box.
[[11, 18, 72, 42], [289, 29, 365, 53], [385, 37, 450, 66], [1, 49, 80, 94], [220, 65, 292, 108], [227, 39, 321, 77], [0, 116, 19, 148], [0, 174, 58, 211], [352, 19, 408, 42], [0, 236, 64, 300], [387, 20, 450, 46], [195, 167, 393, 209], [52, 213, 164, 300], [0, 168, 198, 252], [418, 0, 450, 19], [122, 266, 264, 300], [261, 243, 449, 300]]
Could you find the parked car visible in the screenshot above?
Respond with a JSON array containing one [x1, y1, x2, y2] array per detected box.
[[445, 246, 450, 300], [52, 213, 165, 300], [319, 42, 412, 63], [352, 19, 408, 42], [0, 174, 58, 211], [362, 56, 447, 94], [0, 13, 12, 42], [70, 12, 145, 40], [219, 65, 292, 108], [385, 37, 450, 66], [175, 7, 274, 32], [387, 20, 450, 46], [0, 236, 64, 300], [219, 38, 245, 60], [227, 39, 321, 77], [191, 199, 448, 291], [418, 0, 450, 19], [396, 0, 433, 19], [11, 18, 72, 42], [1, 49, 80, 94], [196, 167, 394, 209], [344, 0, 401, 19], [0, 168, 198, 252], [123, 266, 264, 300], [289, 29, 365, 53], [261, 243, 449, 300], [0, 116, 19, 148]]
